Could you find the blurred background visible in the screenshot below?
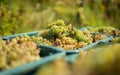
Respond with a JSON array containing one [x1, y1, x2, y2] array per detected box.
[[0, 0, 120, 36]]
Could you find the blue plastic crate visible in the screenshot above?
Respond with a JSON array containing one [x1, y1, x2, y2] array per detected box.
[[66, 41, 113, 63], [65, 54, 78, 63], [2, 31, 114, 55], [0, 45, 65, 75]]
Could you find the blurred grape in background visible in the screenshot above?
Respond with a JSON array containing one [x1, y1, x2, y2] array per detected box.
[[0, 0, 120, 36]]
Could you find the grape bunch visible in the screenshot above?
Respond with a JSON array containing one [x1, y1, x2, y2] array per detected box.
[[14, 35, 53, 46], [0, 38, 40, 71], [91, 33, 107, 42], [88, 26, 120, 37], [38, 20, 93, 50], [54, 36, 87, 50]]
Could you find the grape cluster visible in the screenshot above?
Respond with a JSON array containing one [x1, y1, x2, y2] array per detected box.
[[14, 35, 53, 46], [91, 33, 107, 42], [39, 20, 70, 39], [39, 20, 90, 42], [38, 20, 92, 50], [0, 38, 40, 71], [88, 26, 120, 36], [54, 36, 87, 50]]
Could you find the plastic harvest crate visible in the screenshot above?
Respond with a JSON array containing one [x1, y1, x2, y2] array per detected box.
[[66, 42, 113, 63], [0, 45, 65, 75], [2, 31, 114, 54]]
